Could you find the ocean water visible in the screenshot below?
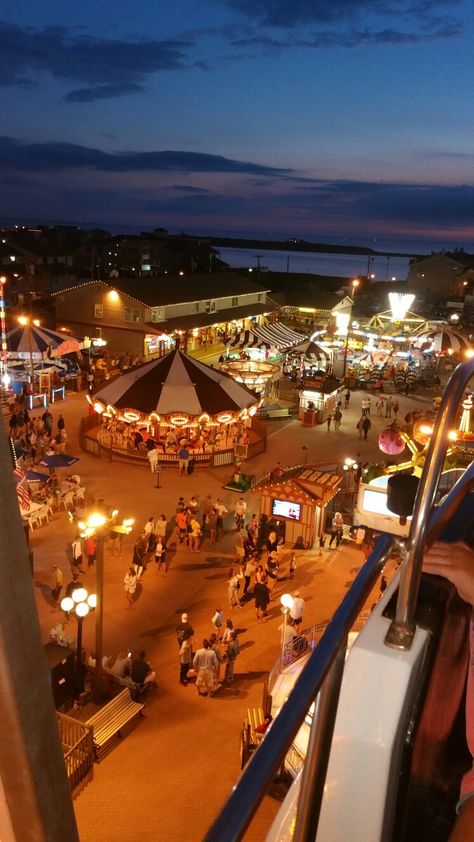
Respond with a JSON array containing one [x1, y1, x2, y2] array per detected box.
[[217, 246, 410, 281]]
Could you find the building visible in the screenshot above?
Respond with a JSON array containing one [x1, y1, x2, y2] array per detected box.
[[407, 251, 474, 300], [53, 273, 273, 356]]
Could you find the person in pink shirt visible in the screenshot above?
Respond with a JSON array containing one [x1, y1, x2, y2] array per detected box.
[[423, 541, 474, 841]]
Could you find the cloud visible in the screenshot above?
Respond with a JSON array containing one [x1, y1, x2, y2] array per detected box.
[[64, 83, 145, 103], [223, 0, 463, 27], [230, 21, 460, 51], [0, 20, 192, 101], [0, 136, 291, 176]]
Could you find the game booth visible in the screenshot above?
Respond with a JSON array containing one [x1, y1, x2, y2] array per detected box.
[[254, 464, 342, 548]]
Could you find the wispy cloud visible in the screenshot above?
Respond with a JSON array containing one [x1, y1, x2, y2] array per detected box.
[[223, 0, 463, 28], [0, 21, 192, 101], [0, 136, 291, 176]]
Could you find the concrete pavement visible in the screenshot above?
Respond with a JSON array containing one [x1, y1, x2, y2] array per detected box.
[[23, 383, 427, 841]]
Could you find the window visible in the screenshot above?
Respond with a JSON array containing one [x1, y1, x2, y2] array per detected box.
[[205, 300, 216, 313], [231, 296, 239, 306], [124, 307, 141, 323], [192, 302, 200, 313], [258, 293, 264, 303], [94, 303, 103, 318], [151, 307, 165, 322]]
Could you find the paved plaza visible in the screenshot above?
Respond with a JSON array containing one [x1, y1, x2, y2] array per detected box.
[[21, 377, 431, 841]]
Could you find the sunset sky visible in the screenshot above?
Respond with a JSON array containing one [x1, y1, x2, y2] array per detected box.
[[1, 0, 473, 249]]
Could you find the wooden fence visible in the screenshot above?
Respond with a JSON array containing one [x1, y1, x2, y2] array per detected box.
[[79, 415, 263, 471]]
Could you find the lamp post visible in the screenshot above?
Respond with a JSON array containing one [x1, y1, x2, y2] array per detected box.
[[18, 314, 40, 387], [280, 593, 294, 667], [61, 586, 97, 694], [343, 457, 359, 501], [77, 511, 134, 702], [0, 275, 9, 390]]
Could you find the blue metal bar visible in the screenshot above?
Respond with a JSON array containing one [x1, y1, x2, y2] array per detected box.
[[203, 531, 393, 842], [204, 459, 474, 842]]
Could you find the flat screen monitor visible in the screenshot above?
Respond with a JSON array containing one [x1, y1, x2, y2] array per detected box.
[[271, 499, 301, 521]]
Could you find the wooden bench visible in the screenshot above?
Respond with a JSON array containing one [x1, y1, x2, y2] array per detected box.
[[240, 707, 265, 768], [85, 688, 145, 761]]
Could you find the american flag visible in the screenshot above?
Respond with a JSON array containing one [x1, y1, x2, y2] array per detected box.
[[14, 468, 30, 512]]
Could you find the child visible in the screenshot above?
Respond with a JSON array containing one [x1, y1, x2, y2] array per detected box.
[[154, 538, 167, 574]]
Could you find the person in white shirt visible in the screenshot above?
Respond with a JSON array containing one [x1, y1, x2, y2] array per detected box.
[[290, 591, 305, 628]]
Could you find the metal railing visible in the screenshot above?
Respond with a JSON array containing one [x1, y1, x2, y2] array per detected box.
[[204, 359, 474, 842], [56, 712, 94, 795]]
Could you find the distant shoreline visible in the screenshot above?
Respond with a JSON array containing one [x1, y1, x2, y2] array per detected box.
[[208, 236, 420, 259]]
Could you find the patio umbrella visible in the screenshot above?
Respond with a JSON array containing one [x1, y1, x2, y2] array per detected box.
[[14, 469, 50, 483], [6, 325, 80, 359], [40, 454, 80, 469], [414, 329, 470, 354]]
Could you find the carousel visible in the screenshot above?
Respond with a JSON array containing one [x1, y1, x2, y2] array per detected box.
[[85, 348, 265, 468]]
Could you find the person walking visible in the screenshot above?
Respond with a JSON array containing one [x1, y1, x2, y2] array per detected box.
[[85, 534, 97, 568], [243, 556, 257, 595], [50, 564, 63, 611], [228, 567, 243, 609], [357, 416, 364, 440], [254, 578, 270, 623], [178, 444, 189, 476], [179, 635, 193, 686], [289, 552, 296, 580], [71, 536, 85, 574], [234, 498, 247, 531], [246, 513, 258, 541], [209, 633, 225, 681], [154, 537, 167, 573], [207, 508, 218, 545], [193, 639, 220, 697], [326, 413, 332, 432], [344, 389, 350, 409], [385, 395, 393, 418], [132, 532, 147, 579], [376, 396, 384, 417], [176, 613, 194, 648], [221, 618, 234, 646], [124, 566, 137, 609], [333, 408, 342, 431], [329, 512, 344, 548], [189, 516, 202, 552], [175, 510, 188, 545], [224, 631, 240, 684], [290, 590, 305, 629], [215, 499, 228, 541], [211, 608, 224, 638], [361, 415, 372, 440]]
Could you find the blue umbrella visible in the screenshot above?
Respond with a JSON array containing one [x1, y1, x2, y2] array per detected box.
[[13, 469, 50, 483], [40, 454, 80, 468]]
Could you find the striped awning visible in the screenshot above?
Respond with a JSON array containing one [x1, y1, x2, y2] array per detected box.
[[287, 339, 331, 361], [414, 329, 470, 354], [253, 322, 306, 349], [226, 330, 271, 350]]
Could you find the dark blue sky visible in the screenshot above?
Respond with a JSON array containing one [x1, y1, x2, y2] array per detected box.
[[1, 0, 473, 248]]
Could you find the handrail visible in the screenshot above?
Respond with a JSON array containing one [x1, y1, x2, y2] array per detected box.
[[385, 357, 474, 649], [203, 531, 393, 842], [204, 459, 474, 842]]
